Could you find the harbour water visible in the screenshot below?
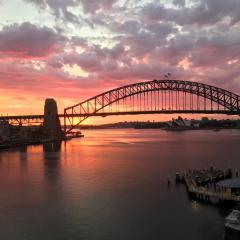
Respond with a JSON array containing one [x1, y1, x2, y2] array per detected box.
[[0, 129, 240, 240]]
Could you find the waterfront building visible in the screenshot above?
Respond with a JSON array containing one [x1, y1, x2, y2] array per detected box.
[[0, 121, 11, 142], [166, 116, 200, 129], [218, 178, 240, 196]]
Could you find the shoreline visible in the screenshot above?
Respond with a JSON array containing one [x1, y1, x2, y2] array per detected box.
[[0, 137, 70, 150]]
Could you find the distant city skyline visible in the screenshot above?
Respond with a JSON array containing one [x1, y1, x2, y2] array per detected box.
[[0, 0, 240, 124]]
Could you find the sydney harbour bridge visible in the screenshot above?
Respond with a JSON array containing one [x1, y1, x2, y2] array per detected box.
[[0, 79, 240, 133]]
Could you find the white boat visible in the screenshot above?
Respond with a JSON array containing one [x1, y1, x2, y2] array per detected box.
[[225, 207, 240, 239]]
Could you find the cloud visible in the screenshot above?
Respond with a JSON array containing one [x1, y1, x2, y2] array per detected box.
[[24, 0, 79, 23], [142, 0, 240, 26], [24, 0, 117, 25], [172, 0, 186, 7], [0, 59, 101, 100], [80, 0, 117, 14], [0, 22, 65, 58]]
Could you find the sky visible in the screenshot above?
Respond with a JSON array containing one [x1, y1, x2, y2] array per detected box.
[[0, 0, 240, 123]]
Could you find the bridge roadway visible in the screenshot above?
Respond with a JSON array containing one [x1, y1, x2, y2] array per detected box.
[[0, 109, 239, 123]]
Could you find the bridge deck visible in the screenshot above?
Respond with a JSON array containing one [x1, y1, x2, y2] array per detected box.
[[0, 110, 239, 122]]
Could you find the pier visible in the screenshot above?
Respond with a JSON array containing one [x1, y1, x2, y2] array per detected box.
[[176, 167, 240, 204]]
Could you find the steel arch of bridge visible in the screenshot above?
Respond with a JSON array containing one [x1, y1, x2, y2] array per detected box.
[[64, 79, 240, 133]]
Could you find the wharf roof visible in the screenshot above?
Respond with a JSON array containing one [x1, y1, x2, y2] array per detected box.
[[218, 178, 240, 189]]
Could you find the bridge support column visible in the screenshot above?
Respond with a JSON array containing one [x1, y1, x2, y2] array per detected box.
[[43, 98, 63, 139]]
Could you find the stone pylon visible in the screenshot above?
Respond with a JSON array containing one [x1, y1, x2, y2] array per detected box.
[[43, 98, 63, 139]]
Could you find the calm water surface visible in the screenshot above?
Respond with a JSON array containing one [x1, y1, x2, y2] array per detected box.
[[0, 129, 240, 240]]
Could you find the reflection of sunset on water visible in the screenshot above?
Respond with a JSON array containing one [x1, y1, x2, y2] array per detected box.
[[0, 129, 240, 239]]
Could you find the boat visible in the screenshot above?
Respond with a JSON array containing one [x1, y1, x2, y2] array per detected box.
[[75, 131, 84, 138], [68, 131, 84, 138], [225, 205, 240, 239]]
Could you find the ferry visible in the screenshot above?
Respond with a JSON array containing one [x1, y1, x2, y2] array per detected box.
[[225, 205, 240, 239]]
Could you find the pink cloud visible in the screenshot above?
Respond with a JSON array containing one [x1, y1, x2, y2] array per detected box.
[[0, 22, 65, 58]]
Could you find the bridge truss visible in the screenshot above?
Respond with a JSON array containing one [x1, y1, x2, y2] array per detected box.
[[0, 115, 44, 126], [64, 79, 240, 133]]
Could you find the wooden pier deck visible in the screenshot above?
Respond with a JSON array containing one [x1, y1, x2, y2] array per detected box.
[[184, 177, 240, 203]]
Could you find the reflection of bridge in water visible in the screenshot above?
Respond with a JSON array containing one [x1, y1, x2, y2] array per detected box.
[[0, 79, 240, 133]]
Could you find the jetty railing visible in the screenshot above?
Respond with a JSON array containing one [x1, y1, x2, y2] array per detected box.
[[185, 177, 240, 203]]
